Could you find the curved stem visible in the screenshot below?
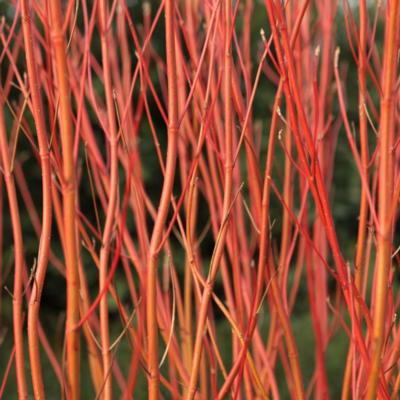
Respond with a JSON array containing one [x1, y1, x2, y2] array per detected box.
[[20, 1, 53, 398], [185, 1, 234, 398], [0, 87, 27, 400]]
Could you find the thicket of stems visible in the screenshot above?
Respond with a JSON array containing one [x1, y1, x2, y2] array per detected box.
[[0, 0, 399, 398]]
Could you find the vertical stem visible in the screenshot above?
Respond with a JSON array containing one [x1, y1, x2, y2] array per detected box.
[[342, 1, 369, 397], [48, 1, 81, 398], [147, 0, 179, 398], [367, 1, 400, 398], [97, 0, 120, 398], [185, 0, 233, 397], [20, 1, 53, 398], [0, 91, 27, 400], [355, 0, 369, 308]]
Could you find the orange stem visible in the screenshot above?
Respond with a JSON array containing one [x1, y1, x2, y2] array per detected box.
[[48, 1, 81, 397], [367, 1, 400, 398]]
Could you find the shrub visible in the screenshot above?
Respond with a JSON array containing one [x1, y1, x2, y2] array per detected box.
[[0, 1, 399, 399]]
